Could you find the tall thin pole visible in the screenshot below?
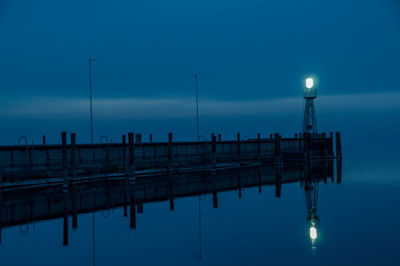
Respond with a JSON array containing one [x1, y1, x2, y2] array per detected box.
[[92, 194, 96, 266], [89, 58, 96, 144], [198, 195, 202, 259], [194, 74, 199, 142]]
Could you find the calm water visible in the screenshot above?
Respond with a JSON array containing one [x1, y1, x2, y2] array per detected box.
[[1, 157, 399, 266]]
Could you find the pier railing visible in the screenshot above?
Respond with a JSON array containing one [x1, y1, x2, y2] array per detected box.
[[0, 132, 340, 185]]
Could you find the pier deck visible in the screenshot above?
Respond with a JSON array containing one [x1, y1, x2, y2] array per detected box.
[[0, 132, 341, 188]]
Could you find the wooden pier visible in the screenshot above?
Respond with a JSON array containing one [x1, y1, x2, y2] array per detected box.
[[0, 131, 341, 188]]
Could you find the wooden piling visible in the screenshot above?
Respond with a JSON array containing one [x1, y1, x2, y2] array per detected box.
[[149, 134, 153, 143], [274, 133, 282, 166], [42, 135, 46, 145], [257, 167, 262, 194], [335, 132, 342, 158], [122, 135, 126, 172], [218, 134, 221, 142], [70, 133, 76, 180], [257, 133, 261, 162], [168, 133, 173, 171], [211, 133, 216, 170], [237, 133, 241, 161], [61, 132, 68, 188], [128, 132, 135, 179]]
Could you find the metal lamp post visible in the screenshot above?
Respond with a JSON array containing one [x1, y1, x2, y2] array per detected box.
[[193, 74, 200, 142], [89, 58, 96, 144]]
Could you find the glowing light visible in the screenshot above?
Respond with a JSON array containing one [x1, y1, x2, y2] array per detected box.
[[305, 78, 314, 89], [309, 226, 317, 240]]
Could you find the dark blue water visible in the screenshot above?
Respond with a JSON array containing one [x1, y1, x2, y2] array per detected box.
[[0, 156, 399, 266]]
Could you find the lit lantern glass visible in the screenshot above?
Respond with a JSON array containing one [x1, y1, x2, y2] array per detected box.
[[306, 78, 314, 89]]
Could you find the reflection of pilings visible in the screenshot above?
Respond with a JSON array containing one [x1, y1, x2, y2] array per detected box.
[[336, 158, 342, 184], [0, 191, 2, 244], [169, 179, 174, 211], [257, 133, 261, 163], [71, 187, 78, 229], [0, 148, 3, 187], [63, 191, 69, 246], [129, 184, 136, 229], [258, 167, 262, 194], [212, 182, 218, 208], [275, 168, 282, 198], [123, 184, 128, 217], [238, 171, 242, 199], [335, 132, 342, 158]]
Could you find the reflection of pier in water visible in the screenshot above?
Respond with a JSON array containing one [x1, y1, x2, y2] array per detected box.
[[0, 157, 342, 246]]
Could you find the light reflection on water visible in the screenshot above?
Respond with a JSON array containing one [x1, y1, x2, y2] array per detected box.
[[0, 158, 399, 266]]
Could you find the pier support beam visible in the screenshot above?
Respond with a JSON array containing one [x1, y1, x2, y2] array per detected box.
[[70, 133, 76, 180], [257, 133, 261, 163], [128, 133, 135, 180], [274, 133, 283, 167], [61, 132, 68, 189], [258, 167, 262, 194], [168, 133, 173, 171], [211, 133, 216, 171], [237, 133, 241, 162], [122, 135, 127, 172]]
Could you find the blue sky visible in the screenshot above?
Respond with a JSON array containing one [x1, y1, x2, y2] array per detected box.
[[0, 0, 399, 157], [1, 0, 400, 99]]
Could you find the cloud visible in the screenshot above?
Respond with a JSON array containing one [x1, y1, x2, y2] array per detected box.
[[0, 92, 399, 119]]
